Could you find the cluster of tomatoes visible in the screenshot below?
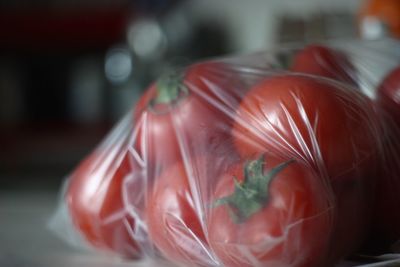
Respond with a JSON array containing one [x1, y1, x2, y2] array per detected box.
[[65, 44, 400, 267]]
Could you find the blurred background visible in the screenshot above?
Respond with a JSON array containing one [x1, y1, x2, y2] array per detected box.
[[1, 0, 399, 266], [2, 0, 398, 191]]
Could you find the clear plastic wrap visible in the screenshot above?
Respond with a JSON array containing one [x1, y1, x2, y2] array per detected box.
[[50, 39, 400, 266], [368, 55, 400, 254]]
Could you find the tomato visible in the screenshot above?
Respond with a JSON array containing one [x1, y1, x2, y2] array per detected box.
[[377, 66, 400, 127], [290, 45, 357, 86], [66, 150, 142, 258], [368, 132, 400, 251], [208, 155, 334, 267], [133, 61, 242, 173], [232, 75, 379, 181], [146, 160, 213, 267], [368, 67, 400, 249], [232, 75, 378, 261]]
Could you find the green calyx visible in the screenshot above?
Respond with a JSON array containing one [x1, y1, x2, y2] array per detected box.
[[154, 71, 187, 104], [214, 156, 295, 224]]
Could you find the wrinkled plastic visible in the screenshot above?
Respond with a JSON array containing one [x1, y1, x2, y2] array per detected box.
[[50, 39, 400, 267]]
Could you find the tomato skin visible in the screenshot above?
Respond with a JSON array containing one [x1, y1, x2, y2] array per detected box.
[[377, 66, 400, 127], [290, 45, 357, 86], [328, 174, 374, 260], [369, 143, 400, 250], [147, 160, 213, 267], [233, 75, 378, 181], [208, 155, 333, 267], [369, 67, 400, 249], [66, 151, 141, 258], [133, 62, 240, 172], [232, 75, 377, 262]]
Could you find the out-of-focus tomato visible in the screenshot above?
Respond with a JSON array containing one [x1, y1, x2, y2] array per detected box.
[[66, 151, 141, 258], [146, 160, 213, 267], [377, 66, 400, 127], [370, 66, 400, 250], [208, 155, 334, 267], [290, 45, 357, 86], [232, 75, 378, 181], [369, 132, 400, 251], [133, 62, 242, 172]]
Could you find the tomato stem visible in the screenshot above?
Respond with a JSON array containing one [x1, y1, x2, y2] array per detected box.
[[154, 71, 186, 104], [214, 155, 295, 224]]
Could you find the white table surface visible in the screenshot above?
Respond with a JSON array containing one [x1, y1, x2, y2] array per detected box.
[[0, 191, 176, 267]]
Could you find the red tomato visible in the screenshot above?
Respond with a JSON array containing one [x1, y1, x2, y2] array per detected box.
[[377, 66, 400, 127], [146, 160, 213, 267], [328, 173, 374, 261], [290, 45, 357, 86], [232, 75, 378, 261], [208, 155, 334, 267], [133, 62, 242, 173], [369, 133, 400, 250], [66, 150, 142, 258], [370, 68, 400, 249], [232, 75, 379, 181]]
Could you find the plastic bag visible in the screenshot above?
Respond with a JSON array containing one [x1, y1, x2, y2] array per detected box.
[[50, 39, 400, 267], [366, 50, 400, 254]]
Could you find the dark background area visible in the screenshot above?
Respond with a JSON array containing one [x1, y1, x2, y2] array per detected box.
[[0, 0, 365, 193], [0, 0, 231, 192], [1, 1, 387, 192]]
